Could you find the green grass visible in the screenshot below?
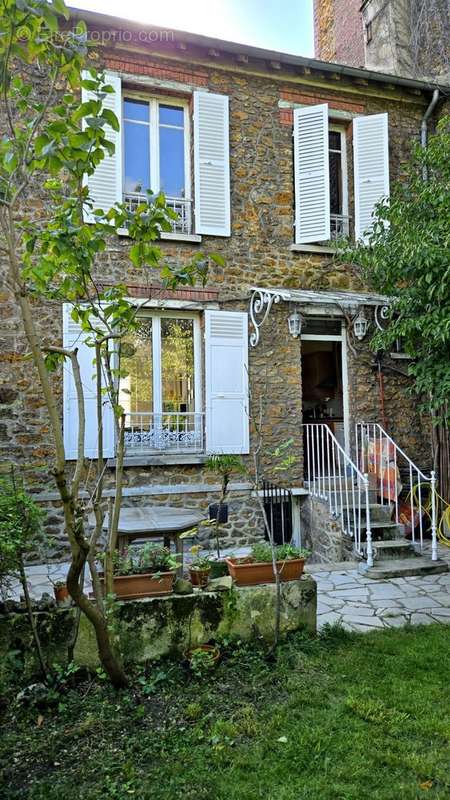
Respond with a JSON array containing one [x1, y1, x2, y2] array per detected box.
[[1, 624, 450, 799]]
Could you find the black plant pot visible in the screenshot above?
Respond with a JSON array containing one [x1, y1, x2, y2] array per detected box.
[[209, 503, 228, 523]]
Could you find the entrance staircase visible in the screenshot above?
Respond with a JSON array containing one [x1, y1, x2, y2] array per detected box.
[[303, 423, 448, 579]]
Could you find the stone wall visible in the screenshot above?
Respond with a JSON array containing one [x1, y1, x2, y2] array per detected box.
[[0, 31, 436, 557], [0, 578, 317, 676], [301, 496, 349, 564]]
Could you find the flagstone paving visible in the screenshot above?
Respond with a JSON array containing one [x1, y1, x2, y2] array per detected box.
[[308, 544, 450, 632], [5, 544, 450, 635]]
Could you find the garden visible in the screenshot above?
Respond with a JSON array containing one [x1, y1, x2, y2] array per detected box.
[[1, 624, 450, 800]]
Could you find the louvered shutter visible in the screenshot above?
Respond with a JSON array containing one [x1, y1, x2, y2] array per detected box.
[[81, 71, 122, 222], [353, 113, 390, 243], [62, 304, 115, 460], [193, 91, 231, 236], [294, 104, 330, 244], [205, 310, 249, 454]]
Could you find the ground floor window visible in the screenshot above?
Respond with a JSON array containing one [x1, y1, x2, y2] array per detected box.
[[119, 313, 202, 453]]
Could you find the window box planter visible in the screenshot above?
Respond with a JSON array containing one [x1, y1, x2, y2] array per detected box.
[[225, 557, 305, 587], [100, 571, 176, 600]]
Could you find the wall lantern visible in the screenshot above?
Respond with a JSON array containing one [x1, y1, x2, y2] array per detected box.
[[353, 308, 369, 341], [288, 310, 303, 338]]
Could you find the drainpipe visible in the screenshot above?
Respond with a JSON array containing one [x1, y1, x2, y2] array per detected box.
[[421, 89, 440, 181]]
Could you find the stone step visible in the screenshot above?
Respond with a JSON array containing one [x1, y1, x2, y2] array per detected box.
[[364, 557, 449, 580], [355, 521, 406, 541], [339, 503, 393, 523], [370, 539, 417, 561]]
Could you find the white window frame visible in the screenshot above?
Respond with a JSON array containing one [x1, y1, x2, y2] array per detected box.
[[329, 125, 349, 223], [122, 310, 202, 417], [122, 93, 191, 201]]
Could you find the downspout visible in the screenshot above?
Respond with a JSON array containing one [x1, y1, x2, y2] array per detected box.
[[421, 89, 440, 180]]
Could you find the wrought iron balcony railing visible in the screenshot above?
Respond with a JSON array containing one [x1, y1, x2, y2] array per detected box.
[[124, 411, 204, 455], [123, 194, 193, 235], [330, 214, 351, 241]]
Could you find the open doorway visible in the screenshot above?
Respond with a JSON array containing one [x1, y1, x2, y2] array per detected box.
[[301, 320, 349, 476]]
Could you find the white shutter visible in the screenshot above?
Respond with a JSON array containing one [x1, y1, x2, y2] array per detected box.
[[353, 112, 390, 243], [62, 304, 115, 460], [205, 310, 249, 454], [294, 103, 330, 244], [81, 71, 122, 222], [193, 91, 231, 236]]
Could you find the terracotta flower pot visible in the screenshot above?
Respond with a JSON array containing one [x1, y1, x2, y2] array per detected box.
[[54, 584, 69, 604], [189, 567, 211, 588], [185, 644, 220, 666], [226, 557, 305, 587], [100, 571, 176, 600]]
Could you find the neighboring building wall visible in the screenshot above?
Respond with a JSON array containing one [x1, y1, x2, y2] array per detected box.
[[0, 31, 435, 555], [314, 0, 365, 67], [316, 0, 450, 81]]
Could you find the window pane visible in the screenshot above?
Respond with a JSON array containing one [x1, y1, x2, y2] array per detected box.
[[161, 318, 194, 413], [124, 98, 149, 123], [329, 131, 342, 151], [159, 126, 185, 197], [124, 121, 150, 194], [159, 104, 184, 127], [120, 322, 153, 414], [329, 150, 343, 216]]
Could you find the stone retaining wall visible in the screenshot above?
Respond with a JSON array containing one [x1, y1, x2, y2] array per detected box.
[[0, 577, 316, 677]]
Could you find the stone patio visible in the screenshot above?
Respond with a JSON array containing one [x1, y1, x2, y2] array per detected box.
[[6, 543, 450, 634]]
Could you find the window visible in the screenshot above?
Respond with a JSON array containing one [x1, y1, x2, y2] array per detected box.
[[119, 313, 202, 453], [123, 96, 191, 234], [328, 128, 349, 240], [366, 21, 373, 44]]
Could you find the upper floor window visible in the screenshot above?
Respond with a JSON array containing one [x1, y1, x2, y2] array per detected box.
[[123, 96, 191, 233], [293, 103, 389, 247], [82, 72, 231, 238], [328, 129, 349, 240]]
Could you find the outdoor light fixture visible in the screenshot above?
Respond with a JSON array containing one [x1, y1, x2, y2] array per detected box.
[[353, 308, 369, 341], [288, 310, 303, 338]]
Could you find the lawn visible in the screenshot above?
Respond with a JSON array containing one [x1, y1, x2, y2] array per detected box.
[[1, 624, 450, 799]]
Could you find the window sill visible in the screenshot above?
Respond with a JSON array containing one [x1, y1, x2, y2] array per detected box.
[[118, 229, 202, 244], [107, 453, 208, 468], [160, 232, 202, 243], [290, 243, 336, 255]]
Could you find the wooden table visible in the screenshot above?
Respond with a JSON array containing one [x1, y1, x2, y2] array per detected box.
[[101, 506, 206, 572]]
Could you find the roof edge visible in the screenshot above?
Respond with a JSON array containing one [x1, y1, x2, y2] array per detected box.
[[68, 7, 449, 95]]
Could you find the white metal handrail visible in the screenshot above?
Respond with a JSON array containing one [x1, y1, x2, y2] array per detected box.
[[123, 193, 192, 235], [355, 422, 437, 560], [303, 423, 373, 566], [124, 411, 204, 454]]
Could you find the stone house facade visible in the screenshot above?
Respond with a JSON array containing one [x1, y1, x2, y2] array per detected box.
[[0, 9, 445, 559]]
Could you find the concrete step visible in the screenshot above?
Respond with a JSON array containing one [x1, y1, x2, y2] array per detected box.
[[371, 539, 417, 561], [365, 557, 449, 580], [356, 521, 406, 541], [339, 503, 393, 523]]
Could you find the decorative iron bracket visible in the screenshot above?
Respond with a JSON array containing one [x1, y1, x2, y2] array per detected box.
[[374, 304, 390, 332], [249, 288, 291, 347]]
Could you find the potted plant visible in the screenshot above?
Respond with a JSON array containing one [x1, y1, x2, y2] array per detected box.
[[226, 542, 310, 587], [99, 543, 179, 600], [53, 580, 70, 604], [185, 644, 220, 675], [206, 455, 245, 560], [206, 455, 246, 527], [188, 546, 212, 588]]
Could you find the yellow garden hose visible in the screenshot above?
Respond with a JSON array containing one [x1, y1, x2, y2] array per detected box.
[[408, 482, 450, 548]]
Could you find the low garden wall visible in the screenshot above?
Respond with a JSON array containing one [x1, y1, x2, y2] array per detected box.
[[0, 577, 316, 676]]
